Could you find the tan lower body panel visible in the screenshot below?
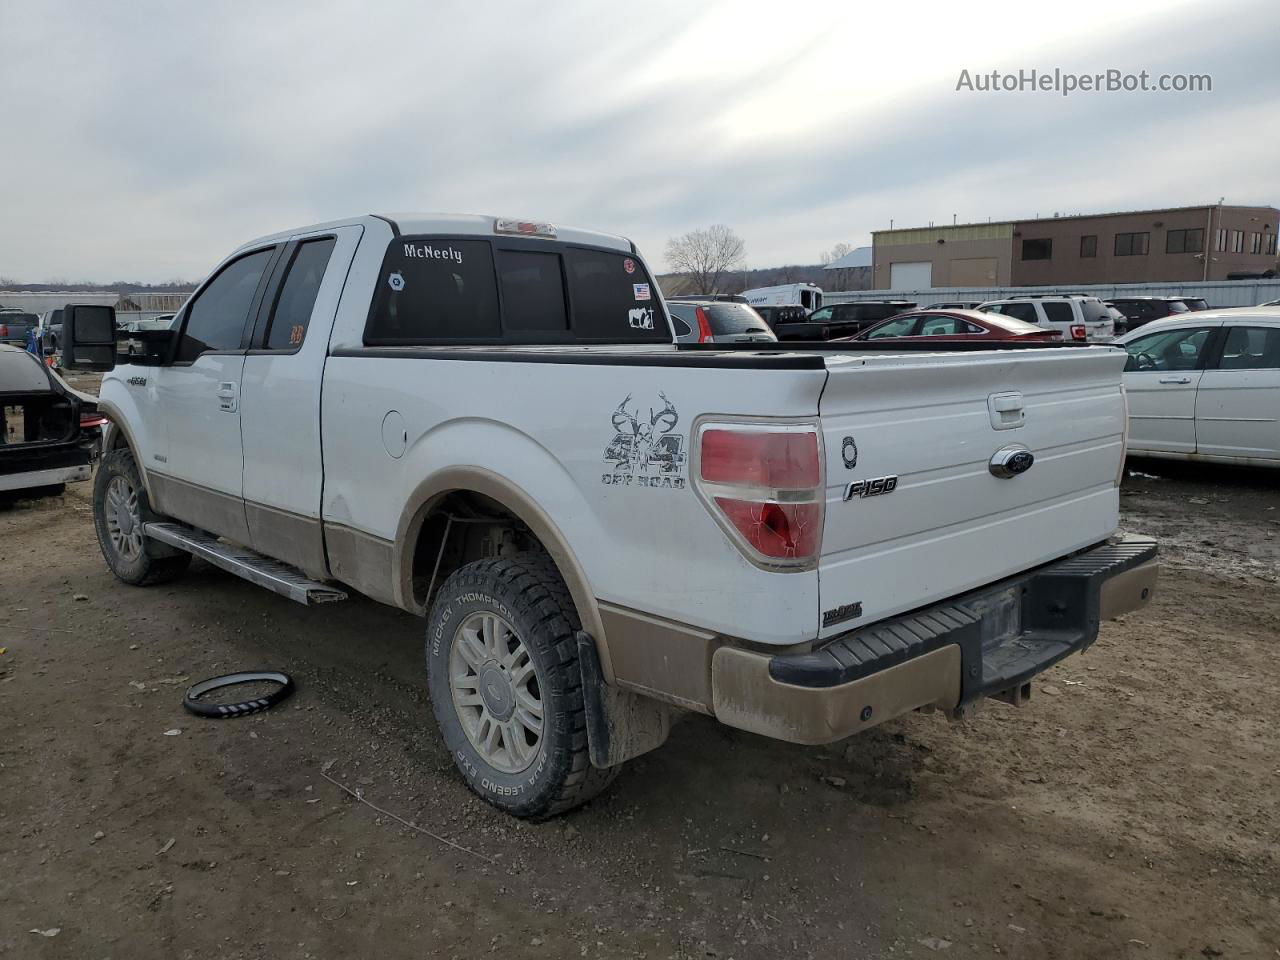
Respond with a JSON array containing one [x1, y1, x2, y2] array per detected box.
[[598, 603, 718, 714], [149, 472, 251, 545], [324, 523, 397, 607], [1099, 560, 1158, 620], [711, 644, 962, 745], [245, 501, 328, 581]]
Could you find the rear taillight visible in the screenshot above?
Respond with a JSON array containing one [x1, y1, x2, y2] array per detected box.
[[695, 423, 823, 568], [1070, 324, 1087, 341], [80, 414, 108, 428], [694, 307, 713, 343], [0, 324, 8, 337]]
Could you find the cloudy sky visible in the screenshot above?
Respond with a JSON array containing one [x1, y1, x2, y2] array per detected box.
[[1, 0, 1277, 283]]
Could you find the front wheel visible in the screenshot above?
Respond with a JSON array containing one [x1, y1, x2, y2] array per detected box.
[[425, 554, 617, 819], [92, 449, 191, 586]]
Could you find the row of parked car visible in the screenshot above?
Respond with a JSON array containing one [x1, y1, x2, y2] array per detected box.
[[663, 291, 1279, 467], [664, 292, 1228, 347]]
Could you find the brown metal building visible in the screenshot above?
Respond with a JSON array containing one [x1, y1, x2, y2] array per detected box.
[[872, 204, 1279, 289]]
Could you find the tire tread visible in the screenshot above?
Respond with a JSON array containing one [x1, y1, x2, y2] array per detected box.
[[426, 552, 618, 819]]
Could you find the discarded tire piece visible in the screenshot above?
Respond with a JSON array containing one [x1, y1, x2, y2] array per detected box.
[[183, 671, 295, 718]]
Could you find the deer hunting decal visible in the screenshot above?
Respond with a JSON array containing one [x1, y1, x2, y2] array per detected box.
[[602, 392, 686, 489]]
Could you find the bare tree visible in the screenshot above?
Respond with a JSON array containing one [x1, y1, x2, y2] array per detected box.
[[819, 242, 854, 266], [665, 225, 745, 294]]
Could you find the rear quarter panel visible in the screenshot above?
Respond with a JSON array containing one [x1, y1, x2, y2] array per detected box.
[[320, 355, 827, 645]]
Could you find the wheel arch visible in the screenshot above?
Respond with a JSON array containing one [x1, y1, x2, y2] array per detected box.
[[97, 398, 156, 502], [393, 466, 614, 681]]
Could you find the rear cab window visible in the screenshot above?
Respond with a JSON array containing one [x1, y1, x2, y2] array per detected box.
[[365, 236, 670, 345]]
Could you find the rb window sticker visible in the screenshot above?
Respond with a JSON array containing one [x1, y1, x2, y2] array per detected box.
[[632, 283, 651, 301]]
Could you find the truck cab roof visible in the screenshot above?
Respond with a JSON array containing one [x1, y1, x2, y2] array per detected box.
[[237, 213, 634, 256]]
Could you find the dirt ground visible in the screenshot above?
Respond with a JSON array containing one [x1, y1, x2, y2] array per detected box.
[[2, 449, 1278, 959]]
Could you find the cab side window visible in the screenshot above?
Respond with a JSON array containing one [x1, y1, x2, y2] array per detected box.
[[1041, 302, 1074, 325], [1000, 302, 1039, 324], [864, 315, 919, 338], [264, 238, 336, 350], [1124, 327, 1213, 372], [1216, 326, 1280, 370], [179, 249, 275, 362]]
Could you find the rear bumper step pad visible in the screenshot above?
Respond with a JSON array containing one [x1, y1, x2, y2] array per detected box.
[[769, 534, 1158, 705]]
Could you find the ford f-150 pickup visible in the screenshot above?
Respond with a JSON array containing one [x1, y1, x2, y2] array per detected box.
[[62, 213, 1157, 818]]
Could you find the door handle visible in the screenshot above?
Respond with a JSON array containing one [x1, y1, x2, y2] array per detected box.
[[216, 381, 238, 413], [1158, 376, 1192, 384]]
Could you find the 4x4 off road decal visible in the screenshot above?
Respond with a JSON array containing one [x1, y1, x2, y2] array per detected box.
[[602, 392, 686, 489]]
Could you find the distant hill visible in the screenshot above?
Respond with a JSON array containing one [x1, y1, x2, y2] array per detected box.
[[657, 263, 870, 296], [0, 281, 195, 294]]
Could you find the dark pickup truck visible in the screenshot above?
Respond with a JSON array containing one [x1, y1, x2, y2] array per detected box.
[[771, 300, 916, 341], [0, 310, 41, 348]]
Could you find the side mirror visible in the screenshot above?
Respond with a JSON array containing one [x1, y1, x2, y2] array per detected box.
[[63, 304, 117, 371], [118, 328, 179, 366]]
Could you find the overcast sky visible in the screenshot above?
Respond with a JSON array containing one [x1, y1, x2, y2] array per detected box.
[[1, 0, 1276, 283]]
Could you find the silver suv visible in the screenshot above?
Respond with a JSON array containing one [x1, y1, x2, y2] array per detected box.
[[976, 295, 1114, 342], [667, 300, 777, 344]]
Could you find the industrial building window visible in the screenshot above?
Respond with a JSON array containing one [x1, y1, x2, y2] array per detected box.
[[1080, 235, 1098, 258], [1249, 232, 1262, 255], [1230, 230, 1244, 253], [1114, 232, 1149, 257], [1268, 233, 1278, 256], [1166, 229, 1204, 254], [1021, 238, 1052, 261], [1215, 229, 1228, 252]]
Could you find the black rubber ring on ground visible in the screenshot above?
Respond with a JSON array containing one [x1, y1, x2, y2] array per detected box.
[[183, 671, 295, 718]]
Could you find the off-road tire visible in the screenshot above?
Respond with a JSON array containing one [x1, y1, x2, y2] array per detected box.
[[92, 448, 191, 586], [426, 553, 619, 819]]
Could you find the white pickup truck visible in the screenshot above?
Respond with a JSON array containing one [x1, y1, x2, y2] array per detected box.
[[62, 214, 1157, 819]]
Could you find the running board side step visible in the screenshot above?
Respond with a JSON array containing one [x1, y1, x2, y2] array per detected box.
[[143, 522, 348, 606]]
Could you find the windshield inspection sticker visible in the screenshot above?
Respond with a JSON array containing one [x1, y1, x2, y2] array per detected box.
[[628, 307, 654, 330], [387, 272, 406, 291], [602, 392, 686, 489], [632, 283, 651, 301], [623, 258, 636, 274]]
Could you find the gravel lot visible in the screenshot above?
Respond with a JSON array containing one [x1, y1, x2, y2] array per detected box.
[[1, 449, 1277, 959]]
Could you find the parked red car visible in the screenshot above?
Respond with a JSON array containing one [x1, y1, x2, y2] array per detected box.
[[843, 309, 1061, 343]]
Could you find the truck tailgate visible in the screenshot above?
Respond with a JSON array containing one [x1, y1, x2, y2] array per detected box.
[[816, 347, 1128, 638]]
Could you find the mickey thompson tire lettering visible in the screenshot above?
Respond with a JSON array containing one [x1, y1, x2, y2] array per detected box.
[[424, 553, 619, 819]]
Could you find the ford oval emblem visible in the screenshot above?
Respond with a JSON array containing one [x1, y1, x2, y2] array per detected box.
[[989, 445, 1035, 478]]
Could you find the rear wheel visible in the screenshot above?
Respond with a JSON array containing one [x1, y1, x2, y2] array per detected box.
[[425, 554, 618, 819], [92, 449, 191, 586]]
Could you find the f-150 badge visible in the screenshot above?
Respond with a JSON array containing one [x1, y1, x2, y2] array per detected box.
[[844, 476, 898, 500], [602, 392, 686, 489]]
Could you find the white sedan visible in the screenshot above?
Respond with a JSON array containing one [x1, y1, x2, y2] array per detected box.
[[1116, 308, 1280, 466]]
